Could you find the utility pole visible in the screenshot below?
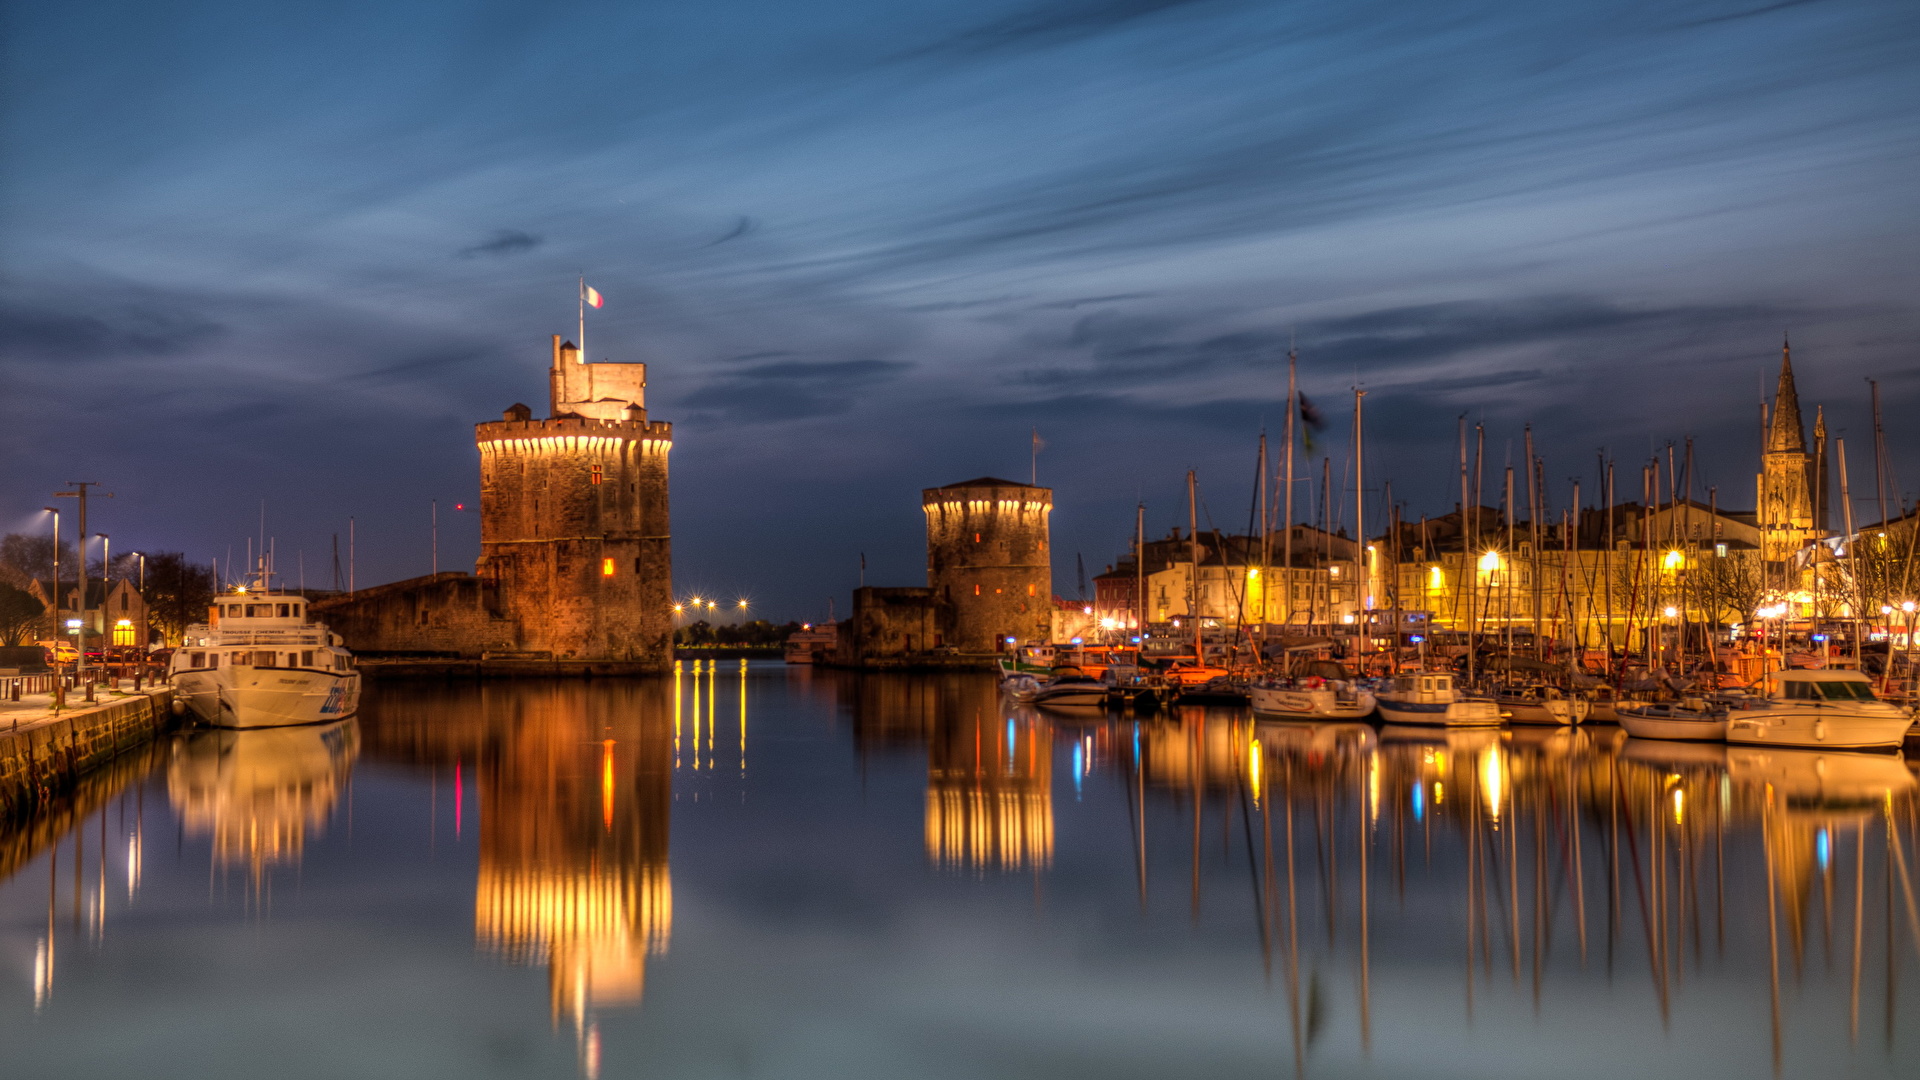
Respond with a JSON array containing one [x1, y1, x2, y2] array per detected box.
[[54, 483, 112, 680]]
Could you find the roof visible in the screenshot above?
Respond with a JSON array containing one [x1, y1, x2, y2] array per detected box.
[[930, 476, 1041, 490]]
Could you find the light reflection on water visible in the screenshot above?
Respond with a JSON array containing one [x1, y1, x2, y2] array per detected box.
[[2, 662, 1918, 1079]]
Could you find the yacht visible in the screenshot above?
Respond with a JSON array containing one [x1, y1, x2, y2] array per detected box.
[[1376, 670, 1502, 726], [1250, 660, 1377, 720], [170, 590, 360, 728], [1723, 670, 1913, 750]]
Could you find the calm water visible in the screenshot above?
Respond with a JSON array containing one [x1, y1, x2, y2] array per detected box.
[[4, 662, 1919, 1079]]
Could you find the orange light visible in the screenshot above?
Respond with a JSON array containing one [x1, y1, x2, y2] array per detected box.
[[602, 557, 615, 576], [602, 739, 616, 830]]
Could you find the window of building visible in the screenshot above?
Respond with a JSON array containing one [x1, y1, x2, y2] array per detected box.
[[602, 557, 616, 576], [302, 650, 314, 667], [112, 620, 133, 646], [591, 464, 604, 485], [974, 533, 982, 543], [634, 557, 644, 574], [189, 652, 205, 668], [1027, 583, 1036, 596], [974, 584, 981, 596], [1715, 543, 1728, 558]]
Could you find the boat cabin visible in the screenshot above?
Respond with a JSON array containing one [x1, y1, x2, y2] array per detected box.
[[1762, 670, 1879, 702], [1392, 672, 1454, 702]]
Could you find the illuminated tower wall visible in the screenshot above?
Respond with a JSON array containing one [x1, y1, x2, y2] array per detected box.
[[922, 478, 1052, 651], [475, 336, 673, 666]]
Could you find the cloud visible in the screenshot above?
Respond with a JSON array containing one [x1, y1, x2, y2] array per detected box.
[[456, 229, 542, 258], [680, 358, 912, 422], [915, 0, 1224, 56], [707, 217, 757, 246], [0, 298, 225, 360]]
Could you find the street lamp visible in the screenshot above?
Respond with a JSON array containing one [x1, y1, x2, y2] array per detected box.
[[42, 507, 59, 618]]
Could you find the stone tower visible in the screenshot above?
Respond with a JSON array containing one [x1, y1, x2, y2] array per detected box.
[[473, 336, 673, 666], [923, 477, 1052, 651], [1758, 339, 1817, 565]]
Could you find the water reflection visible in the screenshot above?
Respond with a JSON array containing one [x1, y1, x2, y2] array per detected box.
[[364, 681, 674, 1036], [2, 671, 1918, 1079], [166, 720, 358, 874]]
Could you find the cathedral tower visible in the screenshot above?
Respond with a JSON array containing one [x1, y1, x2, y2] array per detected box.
[[1758, 339, 1817, 565], [473, 336, 673, 666], [923, 477, 1052, 650]]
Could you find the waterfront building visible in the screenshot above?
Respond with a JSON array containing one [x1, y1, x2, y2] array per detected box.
[[316, 336, 674, 668], [1090, 525, 1360, 631]]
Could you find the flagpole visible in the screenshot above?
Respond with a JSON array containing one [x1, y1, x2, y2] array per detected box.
[[578, 274, 586, 364]]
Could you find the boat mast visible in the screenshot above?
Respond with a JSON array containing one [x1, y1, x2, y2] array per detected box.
[[1259, 431, 1269, 632], [1188, 470, 1202, 663], [1458, 417, 1473, 686], [1353, 386, 1367, 663], [1135, 501, 1146, 644], [1837, 438, 1859, 669], [1283, 347, 1297, 627], [1526, 426, 1542, 657]]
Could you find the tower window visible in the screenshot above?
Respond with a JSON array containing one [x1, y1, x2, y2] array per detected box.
[[974, 584, 981, 596], [634, 557, 644, 574], [974, 533, 982, 543], [1028, 584, 1035, 597], [591, 464, 604, 485], [602, 558, 615, 576]]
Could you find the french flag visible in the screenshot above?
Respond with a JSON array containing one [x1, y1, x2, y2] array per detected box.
[[583, 284, 604, 308]]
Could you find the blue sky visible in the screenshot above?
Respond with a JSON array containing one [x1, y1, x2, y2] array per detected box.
[[3, 0, 1917, 618]]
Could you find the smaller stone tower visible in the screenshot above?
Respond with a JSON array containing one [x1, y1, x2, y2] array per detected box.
[[923, 477, 1052, 651], [473, 337, 673, 666]]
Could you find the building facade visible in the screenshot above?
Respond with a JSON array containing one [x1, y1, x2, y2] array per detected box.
[[922, 477, 1052, 651]]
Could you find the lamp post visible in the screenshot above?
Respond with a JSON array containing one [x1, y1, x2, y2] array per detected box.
[[42, 508, 59, 637], [736, 598, 749, 628]]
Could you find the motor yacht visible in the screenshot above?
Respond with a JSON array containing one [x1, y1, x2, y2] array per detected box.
[[170, 589, 360, 728], [1723, 670, 1913, 750]]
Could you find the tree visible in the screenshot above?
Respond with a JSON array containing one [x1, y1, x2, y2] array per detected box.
[[0, 583, 45, 645], [1686, 549, 1765, 627], [142, 552, 216, 645], [0, 532, 74, 592]]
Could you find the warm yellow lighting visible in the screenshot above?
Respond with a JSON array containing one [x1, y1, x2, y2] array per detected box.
[[690, 597, 701, 605], [1434, 781, 1444, 805], [1478, 551, 1500, 573], [1247, 568, 1259, 578], [672, 604, 684, 614], [601, 558, 615, 576], [1663, 549, 1684, 571], [1248, 740, 1262, 803], [1428, 565, 1444, 588], [1480, 747, 1504, 821], [1904, 601, 1917, 614], [1671, 787, 1685, 825], [737, 599, 748, 608], [1663, 606, 1678, 618]]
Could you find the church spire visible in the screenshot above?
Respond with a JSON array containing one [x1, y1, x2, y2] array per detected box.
[[1767, 335, 1805, 454]]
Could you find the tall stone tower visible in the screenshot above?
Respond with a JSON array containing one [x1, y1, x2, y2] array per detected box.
[[1758, 339, 1817, 565], [923, 477, 1052, 651], [473, 336, 673, 666]]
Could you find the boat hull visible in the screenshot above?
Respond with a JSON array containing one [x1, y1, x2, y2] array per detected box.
[[1617, 708, 1728, 742], [1376, 697, 1503, 726], [1033, 686, 1108, 710], [1725, 705, 1913, 750], [175, 667, 361, 728], [1502, 698, 1573, 726], [1250, 686, 1377, 720]]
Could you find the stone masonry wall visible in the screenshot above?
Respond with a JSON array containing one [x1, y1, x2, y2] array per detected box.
[[923, 480, 1052, 651]]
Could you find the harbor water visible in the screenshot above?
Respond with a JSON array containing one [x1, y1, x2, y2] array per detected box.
[[3, 662, 1918, 1079]]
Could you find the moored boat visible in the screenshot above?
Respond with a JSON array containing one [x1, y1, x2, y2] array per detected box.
[[1617, 700, 1729, 742], [1376, 670, 1502, 726], [1724, 670, 1913, 750], [1250, 660, 1376, 720], [170, 590, 360, 729]]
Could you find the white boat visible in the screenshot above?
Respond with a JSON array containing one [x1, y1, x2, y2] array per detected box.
[[167, 719, 359, 867], [1002, 673, 1041, 703], [1617, 701, 1729, 742], [1496, 685, 1588, 726], [1031, 668, 1109, 710], [170, 590, 360, 728], [1376, 671, 1502, 726], [1250, 659, 1376, 720], [1724, 670, 1914, 750]]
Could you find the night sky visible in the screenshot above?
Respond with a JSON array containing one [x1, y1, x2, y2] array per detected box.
[[3, 0, 1917, 620]]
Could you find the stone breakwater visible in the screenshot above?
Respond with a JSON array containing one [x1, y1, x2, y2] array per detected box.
[[0, 689, 175, 821]]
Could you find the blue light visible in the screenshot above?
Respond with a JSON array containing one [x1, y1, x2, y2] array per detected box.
[[1812, 634, 1828, 643], [1071, 636, 1083, 644], [1412, 781, 1425, 821], [1007, 719, 1016, 759], [1409, 635, 1425, 644], [1817, 828, 1830, 869], [1130, 635, 1141, 644], [1072, 744, 1084, 798]]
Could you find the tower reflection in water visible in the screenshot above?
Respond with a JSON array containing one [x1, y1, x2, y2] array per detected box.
[[850, 675, 1054, 871], [362, 680, 673, 1038], [166, 719, 359, 877]]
